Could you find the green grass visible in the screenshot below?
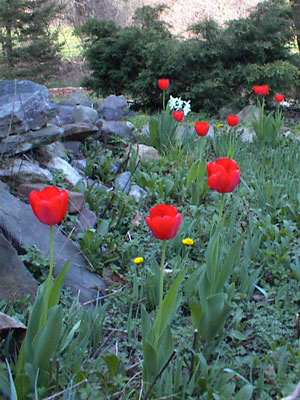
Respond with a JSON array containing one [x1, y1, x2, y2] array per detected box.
[[2, 112, 300, 399], [57, 26, 82, 58]]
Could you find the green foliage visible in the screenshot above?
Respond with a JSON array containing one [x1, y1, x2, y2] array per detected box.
[[252, 99, 283, 145], [77, 0, 299, 114], [19, 245, 49, 282], [145, 108, 182, 153], [0, 0, 64, 81]]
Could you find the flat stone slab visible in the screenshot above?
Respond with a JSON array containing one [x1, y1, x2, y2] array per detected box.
[[0, 233, 38, 302], [0, 187, 106, 303]]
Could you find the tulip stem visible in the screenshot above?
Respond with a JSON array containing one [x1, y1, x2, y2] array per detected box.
[[159, 240, 167, 308], [198, 137, 206, 160], [217, 194, 226, 226], [163, 91, 166, 111], [46, 225, 54, 307]]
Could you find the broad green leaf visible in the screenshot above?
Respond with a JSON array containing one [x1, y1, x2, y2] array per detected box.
[[60, 320, 81, 352], [98, 219, 110, 236], [230, 330, 247, 341], [235, 384, 254, 400], [141, 305, 153, 343], [156, 325, 174, 367], [187, 161, 199, 185], [32, 305, 63, 370], [143, 340, 158, 382], [48, 259, 70, 309], [102, 354, 119, 379], [215, 237, 242, 293], [22, 283, 46, 365], [154, 268, 185, 343]]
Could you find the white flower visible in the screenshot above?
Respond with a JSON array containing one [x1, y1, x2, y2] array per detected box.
[[168, 96, 191, 115], [183, 100, 191, 116], [168, 95, 183, 111]]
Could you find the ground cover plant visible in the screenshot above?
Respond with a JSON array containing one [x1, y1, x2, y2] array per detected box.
[[1, 81, 300, 399]]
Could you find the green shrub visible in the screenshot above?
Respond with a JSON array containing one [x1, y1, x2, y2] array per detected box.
[[77, 0, 299, 114]]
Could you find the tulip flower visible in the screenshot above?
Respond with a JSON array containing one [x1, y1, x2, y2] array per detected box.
[[226, 114, 239, 126], [157, 78, 170, 91], [207, 157, 241, 193], [28, 185, 70, 338], [29, 186, 68, 225], [274, 93, 284, 102], [145, 203, 182, 240], [145, 203, 182, 308], [173, 109, 184, 121], [158, 78, 170, 110], [253, 85, 269, 96], [195, 121, 209, 136]]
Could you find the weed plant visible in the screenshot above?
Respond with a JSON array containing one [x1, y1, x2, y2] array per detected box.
[[2, 115, 300, 399]]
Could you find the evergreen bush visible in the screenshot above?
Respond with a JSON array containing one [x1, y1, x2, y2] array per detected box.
[[77, 0, 300, 114], [0, 0, 64, 81]]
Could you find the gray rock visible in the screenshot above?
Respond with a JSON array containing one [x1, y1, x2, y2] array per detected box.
[[73, 105, 98, 124], [0, 159, 53, 184], [35, 141, 67, 161], [66, 90, 91, 107], [115, 171, 131, 194], [219, 105, 240, 119], [71, 159, 86, 172], [129, 184, 147, 203], [0, 80, 58, 137], [56, 104, 75, 125], [175, 123, 190, 141], [240, 126, 255, 143], [0, 188, 106, 303], [100, 120, 133, 140], [47, 157, 83, 187], [61, 122, 99, 141], [129, 144, 160, 163], [0, 233, 38, 302], [96, 95, 128, 120], [77, 207, 97, 233], [237, 105, 259, 122], [0, 126, 64, 156], [63, 141, 82, 155]]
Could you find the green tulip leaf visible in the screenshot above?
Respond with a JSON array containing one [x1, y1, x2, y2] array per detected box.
[[154, 268, 185, 344], [143, 340, 158, 382], [215, 236, 242, 293], [187, 161, 199, 185], [32, 305, 63, 370], [235, 384, 254, 400], [48, 259, 70, 309]]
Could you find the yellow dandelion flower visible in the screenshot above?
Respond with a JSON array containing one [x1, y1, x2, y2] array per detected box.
[[134, 257, 144, 264], [182, 238, 194, 246]]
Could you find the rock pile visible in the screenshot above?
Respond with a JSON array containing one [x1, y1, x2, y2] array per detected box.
[[0, 79, 155, 304]]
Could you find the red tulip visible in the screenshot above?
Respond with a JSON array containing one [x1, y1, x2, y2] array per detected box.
[[274, 93, 284, 102], [207, 158, 241, 193], [29, 186, 68, 225], [226, 114, 239, 127], [158, 78, 170, 91], [253, 85, 269, 96], [195, 121, 209, 136], [145, 203, 182, 240], [173, 109, 184, 121]]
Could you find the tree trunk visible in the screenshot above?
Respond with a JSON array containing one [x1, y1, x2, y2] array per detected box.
[[290, 0, 300, 51]]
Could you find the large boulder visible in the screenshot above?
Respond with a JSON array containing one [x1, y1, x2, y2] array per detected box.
[[0, 233, 38, 302], [95, 95, 129, 120], [0, 186, 106, 303], [0, 80, 58, 137]]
